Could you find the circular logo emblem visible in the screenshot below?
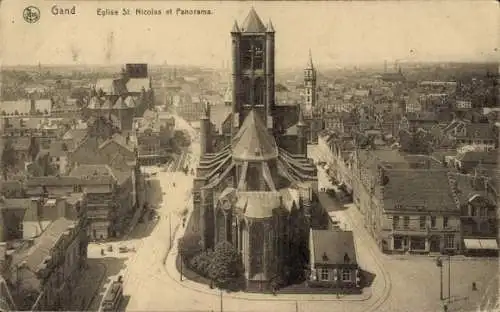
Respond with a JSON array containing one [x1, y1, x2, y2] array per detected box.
[[23, 6, 40, 24]]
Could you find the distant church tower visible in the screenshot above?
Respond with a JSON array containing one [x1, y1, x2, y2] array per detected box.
[[231, 8, 275, 138], [304, 50, 317, 112]]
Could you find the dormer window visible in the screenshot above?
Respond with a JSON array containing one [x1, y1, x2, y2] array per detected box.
[[322, 252, 328, 262], [344, 252, 350, 263]]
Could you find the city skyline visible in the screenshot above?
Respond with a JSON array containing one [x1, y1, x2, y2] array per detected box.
[[1, 1, 498, 68]]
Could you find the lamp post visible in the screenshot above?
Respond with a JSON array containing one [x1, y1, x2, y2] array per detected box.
[[436, 255, 452, 303], [447, 255, 451, 303], [436, 257, 443, 301], [180, 253, 183, 281]]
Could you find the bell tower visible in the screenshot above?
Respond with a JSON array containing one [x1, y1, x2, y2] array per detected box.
[[231, 8, 275, 138], [304, 49, 317, 112]]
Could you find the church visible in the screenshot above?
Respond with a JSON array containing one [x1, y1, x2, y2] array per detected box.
[[192, 8, 324, 287]]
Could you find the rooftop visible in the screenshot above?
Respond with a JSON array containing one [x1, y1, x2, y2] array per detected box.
[[240, 8, 266, 33], [231, 110, 278, 161], [311, 230, 357, 266]]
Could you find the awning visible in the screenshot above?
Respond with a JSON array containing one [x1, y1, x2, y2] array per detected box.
[[464, 239, 499, 250], [464, 239, 482, 249], [479, 239, 498, 250]]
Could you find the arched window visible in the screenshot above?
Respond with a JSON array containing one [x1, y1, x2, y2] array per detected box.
[[216, 209, 225, 242], [246, 164, 261, 190], [254, 78, 265, 106], [242, 77, 252, 105], [239, 219, 246, 253]]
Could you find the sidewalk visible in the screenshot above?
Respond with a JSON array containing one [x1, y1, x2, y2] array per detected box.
[[163, 214, 373, 302]]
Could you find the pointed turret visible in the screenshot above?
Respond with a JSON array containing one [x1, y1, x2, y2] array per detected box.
[[307, 49, 314, 69], [200, 101, 211, 156], [266, 19, 275, 33], [297, 105, 306, 126], [231, 20, 240, 33], [241, 7, 266, 33], [297, 106, 307, 155]]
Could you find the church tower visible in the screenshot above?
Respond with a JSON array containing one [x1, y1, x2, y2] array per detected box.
[[304, 49, 317, 112], [231, 8, 275, 138]]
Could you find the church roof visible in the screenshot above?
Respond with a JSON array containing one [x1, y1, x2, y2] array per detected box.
[[231, 110, 278, 161], [240, 8, 266, 33]]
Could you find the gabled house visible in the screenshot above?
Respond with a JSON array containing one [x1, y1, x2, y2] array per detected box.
[[308, 230, 360, 291], [451, 173, 498, 255]]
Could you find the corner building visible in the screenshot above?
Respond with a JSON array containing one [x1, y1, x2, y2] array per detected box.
[[192, 9, 319, 288]]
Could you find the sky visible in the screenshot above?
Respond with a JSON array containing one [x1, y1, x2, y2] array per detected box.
[[0, 0, 498, 69]]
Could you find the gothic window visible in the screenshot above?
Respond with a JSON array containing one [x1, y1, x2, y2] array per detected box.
[[246, 165, 261, 191], [253, 41, 264, 70], [242, 77, 252, 105], [254, 78, 265, 106], [216, 209, 225, 242], [240, 220, 246, 253], [241, 39, 252, 71]]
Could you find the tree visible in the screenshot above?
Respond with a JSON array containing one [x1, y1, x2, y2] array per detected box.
[[207, 241, 244, 288], [1, 139, 17, 179], [30, 153, 57, 177], [178, 233, 202, 261], [27, 137, 40, 161]]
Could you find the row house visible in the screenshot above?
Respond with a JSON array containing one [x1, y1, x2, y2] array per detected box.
[[317, 131, 356, 195], [447, 149, 497, 174], [0, 194, 88, 311], [133, 110, 175, 165], [25, 164, 134, 240], [443, 119, 497, 149], [350, 150, 462, 254], [0, 116, 65, 146], [453, 173, 498, 254]]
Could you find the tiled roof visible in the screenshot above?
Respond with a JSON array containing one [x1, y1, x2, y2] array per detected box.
[[99, 133, 135, 153], [26, 175, 113, 187], [462, 123, 496, 140], [451, 173, 488, 205], [95, 79, 116, 95], [235, 191, 282, 219], [231, 110, 278, 161], [38, 141, 68, 158], [240, 8, 266, 33], [124, 96, 137, 108], [0, 197, 30, 210], [311, 230, 357, 265], [456, 149, 497, 164], [113, 97, 128, 109], [69, 164, 115, 180], [11, 137, 31, 151], [24, 217, 75, 272], [0, 99, 52, 115], [87, 96, 102, 109], [63, 128, 87, 143], [383, 169, 458, 212], [126, 78, 150, 93]]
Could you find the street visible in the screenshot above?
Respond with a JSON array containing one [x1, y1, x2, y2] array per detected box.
[[84, 142, 498, 312], [309, 145, 499, 312]]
